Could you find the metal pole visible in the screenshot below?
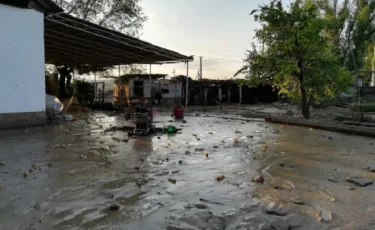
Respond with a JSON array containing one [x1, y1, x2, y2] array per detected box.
[[149, 64, 152, 99], [239, 85, 242, 105], [372, 45, 375, 86], [94, 72, 97, 101], [200, 56, 203, 80], [185, 61, 189, 107]]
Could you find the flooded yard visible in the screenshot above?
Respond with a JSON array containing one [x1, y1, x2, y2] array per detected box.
[[1, 110, 375, 230]]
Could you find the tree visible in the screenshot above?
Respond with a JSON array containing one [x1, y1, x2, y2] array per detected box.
[[243, 0, 351, 119], [51, 0, 147, 97], [54, 0, 147, 36]]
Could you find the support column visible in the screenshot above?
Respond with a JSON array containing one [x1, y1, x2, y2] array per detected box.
[[228, 84, 231, 103], [239, 85, 242, 105], [218, 86, 222, 111], [185, 61, 189, 107], [149, 64, 152, 100]]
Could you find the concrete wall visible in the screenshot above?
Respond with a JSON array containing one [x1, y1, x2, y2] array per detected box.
[[0, 4, 45, 128]]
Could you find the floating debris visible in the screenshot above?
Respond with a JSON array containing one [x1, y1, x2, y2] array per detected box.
[[168, 178, 177, 184], [204, 152, 209, 158], [235, 130, 242, 134], [260, 144, 267, 152], [109, 204, 120, 211], [233, 138, 238, 142], [250, 176, 264, 183], [216, 175, 225, 181]]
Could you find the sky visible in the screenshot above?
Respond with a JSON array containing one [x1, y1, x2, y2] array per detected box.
[[140, 0, 291, 79]]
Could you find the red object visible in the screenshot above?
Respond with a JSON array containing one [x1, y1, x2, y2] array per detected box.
[[174, 106, 184, 119]]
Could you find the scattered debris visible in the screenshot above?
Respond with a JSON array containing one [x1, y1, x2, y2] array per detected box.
[[233, 138, 238, 142], [0, 185, 4, 191], [250, 176, 264, 183], [235, 130, 242, 134], [178, 160, 183, 165], [171, 170, 180, 174], [168, 178, 177, 184], [346, 186, 356, 190], [109, 204, 120, 211], [289, 199, 305, 205], [260, 144, 267, 152], [367, 165, 375, 172], [216, 175, 225, 181], [134, 166, 140, 171], [328, 136, 333, 140], [208, 132, 213, 135], [182, 120, 187, 123], [270, 219, 291, 230], [204, 152, 209, 158], [0, 161, 5, 166], [195, 148, 204, 152], [194, 203, 209, 209], [318, 209, 332, 222], [23, 172, 29, 178], [279, 163, 285, 167], [199, 198, 224, 205], [328, 177, 338, 182], [157, 136, 161, 139], [370, 142, 373, 145], [247, 135, 254, 139], [166, 157, 169, 162], [264, 202, 288, 216], [185, 151, 191, 155], [47, 162, 53, 167], [345, 176, 373, 187]]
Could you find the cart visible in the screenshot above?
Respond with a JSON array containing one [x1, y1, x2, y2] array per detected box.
[[128, 107, 153, 136]]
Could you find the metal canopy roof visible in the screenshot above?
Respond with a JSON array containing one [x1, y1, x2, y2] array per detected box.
[[44, 13, 193, 66]]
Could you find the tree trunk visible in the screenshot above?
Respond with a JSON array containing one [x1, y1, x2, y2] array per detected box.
[[300, 85, 310, 119]]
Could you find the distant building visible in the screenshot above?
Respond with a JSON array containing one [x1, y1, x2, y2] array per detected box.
[[113, 74, 183, 106]]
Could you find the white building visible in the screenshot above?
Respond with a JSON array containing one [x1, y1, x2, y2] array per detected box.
[[0, 0, 62, 129]]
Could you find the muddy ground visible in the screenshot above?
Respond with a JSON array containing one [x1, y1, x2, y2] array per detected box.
[[1, 108, 375, 230]]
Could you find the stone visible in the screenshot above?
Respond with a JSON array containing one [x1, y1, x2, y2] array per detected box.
[[288, 199, 305, 205], [328, 177, 338, 182], [250, 176, 265, 183], [109, 204, 120, 211], [168, 178, 177, 184], [264, 202, 288, 216], [367, 165, 375, 172], [270, 219, 291, 230], [216, 175, 225, 181], [171, 170, 180, 174], [346, 176, 373, 187], [318, 209, 332, 222], [194, 203, 209, 209]]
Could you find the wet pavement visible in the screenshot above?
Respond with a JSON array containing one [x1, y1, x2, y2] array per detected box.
[[1, 110, 375, 230]]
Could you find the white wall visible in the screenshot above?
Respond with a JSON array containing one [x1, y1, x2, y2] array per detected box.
[[0, 4, 45, 113]]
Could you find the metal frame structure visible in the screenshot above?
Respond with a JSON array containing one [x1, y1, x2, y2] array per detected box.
[[44, 13, 193, 66]]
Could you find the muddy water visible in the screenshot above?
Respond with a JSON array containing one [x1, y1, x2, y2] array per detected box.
[[0, 111, 375, 229]]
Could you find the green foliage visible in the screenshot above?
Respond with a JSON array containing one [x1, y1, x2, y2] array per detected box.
[[243, 0, 351, 118], [53, 0, 147, 36]]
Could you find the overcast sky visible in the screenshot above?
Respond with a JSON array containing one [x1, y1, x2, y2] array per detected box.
[[140, 0, 292, 79]]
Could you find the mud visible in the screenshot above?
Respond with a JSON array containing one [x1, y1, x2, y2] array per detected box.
[[0, 109, 375, 229]]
